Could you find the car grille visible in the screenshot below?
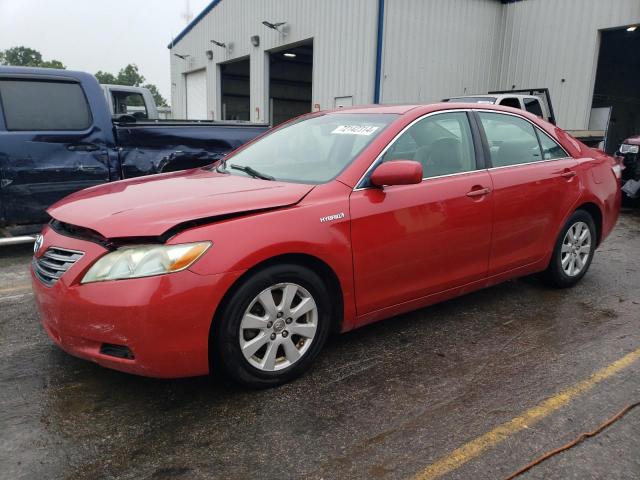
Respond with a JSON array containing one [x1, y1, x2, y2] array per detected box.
[[33, 247, 84, 287]]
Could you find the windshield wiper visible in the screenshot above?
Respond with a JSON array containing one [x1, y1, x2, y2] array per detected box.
[[229, 164, 275, 181]]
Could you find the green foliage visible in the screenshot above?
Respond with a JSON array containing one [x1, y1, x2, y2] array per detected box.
[[0, 47, 168, 108], [117, 64, 145, 87], [94, 64, 168, 107], [94, 71, 117, 84], [142, 83, 168, 107], [0, 46, 66, 69]]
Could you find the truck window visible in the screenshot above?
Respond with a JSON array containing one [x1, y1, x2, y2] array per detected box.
[[524, 97, 544, 118], [112, 91, 148, 118], [0, 80, 91, 131], [498, 97, 521, 109]]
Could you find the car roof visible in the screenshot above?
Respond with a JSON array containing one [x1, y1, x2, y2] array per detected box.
[[325, 102, 536, 117], [329, 104, 423, 114], [0, 65, 95, 83]]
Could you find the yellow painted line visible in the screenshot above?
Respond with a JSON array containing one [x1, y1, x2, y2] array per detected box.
[[412, 347, 640, 480], [0, 284, 31, 295]]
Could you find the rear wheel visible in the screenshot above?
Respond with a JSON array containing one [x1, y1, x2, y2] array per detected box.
[[212, 264, 331, 388], [540, 210, 596, 288]]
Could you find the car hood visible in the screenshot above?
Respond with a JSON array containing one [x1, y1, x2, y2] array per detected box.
[[48, 168, 315, 238]]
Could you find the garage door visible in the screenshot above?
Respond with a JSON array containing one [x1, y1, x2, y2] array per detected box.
[[185, 69, 207, 120]]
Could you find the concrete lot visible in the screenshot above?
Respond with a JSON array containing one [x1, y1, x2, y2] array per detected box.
[[1, 210, 639, 480]]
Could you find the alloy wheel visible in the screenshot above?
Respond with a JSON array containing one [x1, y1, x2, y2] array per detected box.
[[239, 282, 318, 371], [561, 221, 591, 277]]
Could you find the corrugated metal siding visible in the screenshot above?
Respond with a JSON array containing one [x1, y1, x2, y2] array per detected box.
[[380, 0, 504, 104], [171, 0, 640, 128], [497, 0, 640, 129], [169, 0, 378, 122]]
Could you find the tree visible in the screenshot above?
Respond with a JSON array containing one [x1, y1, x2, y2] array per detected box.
[[94, 63, 168, 107], [117, 64, 145, 87], [142, 83, 168, 107], [0, 46, 66, 69], [94, 70, 117, 84]]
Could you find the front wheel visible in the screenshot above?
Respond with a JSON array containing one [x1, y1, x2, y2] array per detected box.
[[212, 264, 331, 388], [540, 210, 596, 288]]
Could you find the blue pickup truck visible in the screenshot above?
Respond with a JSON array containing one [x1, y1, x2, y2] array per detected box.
[[0, 66, 268, 244]]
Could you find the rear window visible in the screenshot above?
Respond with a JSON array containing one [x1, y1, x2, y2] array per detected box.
[[524, 97, 544, 117], [0, 80, 92, 131]]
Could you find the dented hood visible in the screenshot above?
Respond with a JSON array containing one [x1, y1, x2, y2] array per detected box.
[[48, 168, 314, 238]]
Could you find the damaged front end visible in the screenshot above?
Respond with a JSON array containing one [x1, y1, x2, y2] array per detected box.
[[618, 140, 640, 203]]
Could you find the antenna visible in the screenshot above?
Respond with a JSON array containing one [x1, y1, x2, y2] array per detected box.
[[182, 0, 193, 25]]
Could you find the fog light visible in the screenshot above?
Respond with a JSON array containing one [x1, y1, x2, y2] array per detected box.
[[100, 343, 135, 360]]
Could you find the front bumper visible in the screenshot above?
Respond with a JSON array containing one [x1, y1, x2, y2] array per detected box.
[[31, 226, 242, 378]]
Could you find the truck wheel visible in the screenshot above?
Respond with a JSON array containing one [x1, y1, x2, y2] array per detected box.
[[212, 264, 331, 388], [540, 210, 596, 288]]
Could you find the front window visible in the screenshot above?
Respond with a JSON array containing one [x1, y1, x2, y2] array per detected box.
[[380, 112, 476, 179], [221, 113, 396, 183]]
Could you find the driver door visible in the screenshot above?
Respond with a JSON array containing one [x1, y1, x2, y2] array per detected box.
[[349, 111, 493, 318]]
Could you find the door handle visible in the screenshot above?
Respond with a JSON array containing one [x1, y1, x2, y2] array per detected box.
[[560, 169, 577, 179], [77, 164, 104, 172], [67, 143, 100, 152], [466, 186, 491, 198]]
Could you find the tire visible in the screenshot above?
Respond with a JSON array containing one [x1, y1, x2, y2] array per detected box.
[[540, 210, 596, 288], [211, 264, 331, 388]]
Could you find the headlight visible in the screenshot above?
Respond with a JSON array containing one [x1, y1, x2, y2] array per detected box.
[[620, 144, 639, 154], [81, 242, 211, 283]]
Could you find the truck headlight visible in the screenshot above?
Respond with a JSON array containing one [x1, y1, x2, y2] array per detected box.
[[81, 242, 211, 283], [620, 144, 639, 154]]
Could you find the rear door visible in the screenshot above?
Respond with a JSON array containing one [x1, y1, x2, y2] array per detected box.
[[475, 111, 580, 275], [0, 76, 110, 227], [350, 111, 493, 315]]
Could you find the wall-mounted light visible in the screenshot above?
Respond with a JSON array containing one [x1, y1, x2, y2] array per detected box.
[[283, 52, 296, 58], [206, 50, 213, 60], [210, 39, 226, 48], [251, 35, 260, 47], [262, 20, 287, 35], [174, 53, 190, 60], [627, 25, 638, 32]]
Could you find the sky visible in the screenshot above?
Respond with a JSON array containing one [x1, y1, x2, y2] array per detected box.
[[0, 0, 211, 104]]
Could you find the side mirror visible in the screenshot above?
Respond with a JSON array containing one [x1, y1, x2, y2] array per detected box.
[[370, 160, 423, 187]]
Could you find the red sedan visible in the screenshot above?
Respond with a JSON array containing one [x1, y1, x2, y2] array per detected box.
[[32, 104, 621, 387]]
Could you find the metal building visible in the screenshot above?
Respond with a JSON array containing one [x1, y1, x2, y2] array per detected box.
[[169, 0, 640, 146]]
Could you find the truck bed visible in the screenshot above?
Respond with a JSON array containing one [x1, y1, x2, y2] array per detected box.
[[114, 121, 269, 178]]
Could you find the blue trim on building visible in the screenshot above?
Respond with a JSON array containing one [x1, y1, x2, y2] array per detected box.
[[168, 0, 224, 49], [373, 0, 385, 103]]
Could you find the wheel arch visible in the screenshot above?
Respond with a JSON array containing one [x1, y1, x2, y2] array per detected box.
[[575, 202, 603, 246], [208, 253, 345, 361]]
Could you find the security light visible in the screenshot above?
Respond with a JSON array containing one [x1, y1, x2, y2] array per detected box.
[[174, 53, 190, 60], [250, 35, 260, 47], [206, 50, 214, 60], [210, 40, 226, 48], [262, 21, 286, 31], [627, 26, 638, 32]]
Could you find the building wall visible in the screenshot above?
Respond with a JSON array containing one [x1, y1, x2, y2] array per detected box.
[[380, 0, 504, 105], [170, 0, 640, 129], [169, 0, 379, 122], [496, 0, 640, 129]]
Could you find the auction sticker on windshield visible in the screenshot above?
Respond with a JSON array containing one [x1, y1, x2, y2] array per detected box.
[[331, 125, 380, 135]]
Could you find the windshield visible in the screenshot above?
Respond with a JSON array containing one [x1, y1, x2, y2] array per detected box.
[[221, 113, 397, 183]]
